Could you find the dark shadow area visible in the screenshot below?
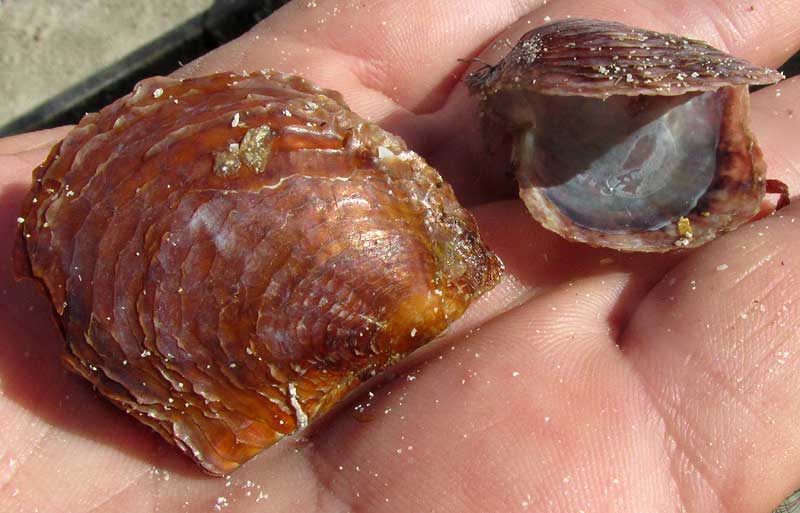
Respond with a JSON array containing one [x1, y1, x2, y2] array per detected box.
[[779, 52, 800, 80]]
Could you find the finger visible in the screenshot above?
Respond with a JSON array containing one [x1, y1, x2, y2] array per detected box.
[[178, 0, 800, 123], [0, 130, 62, 238], [0, 141, 57, 266], [466, 0, 800, 75], [175, 0, 546, 120], [623, 202, 800, 513], [0, 126, 70, 156], [0, 128, 72, 209], [751, 77, 800, 201]]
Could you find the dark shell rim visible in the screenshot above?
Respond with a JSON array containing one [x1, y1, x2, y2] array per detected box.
[[467, 18, 784, 99]]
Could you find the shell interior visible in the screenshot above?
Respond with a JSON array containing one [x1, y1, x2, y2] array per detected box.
[[469, 18, 784, 251], [505, 90, 724, 233]]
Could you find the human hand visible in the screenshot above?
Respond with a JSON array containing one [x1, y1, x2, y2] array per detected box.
[[2, 1, 800, 512]]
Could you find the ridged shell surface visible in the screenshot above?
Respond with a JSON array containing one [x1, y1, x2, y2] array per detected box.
[[14, 70, 502, 475], [468, 18, 783, 98]]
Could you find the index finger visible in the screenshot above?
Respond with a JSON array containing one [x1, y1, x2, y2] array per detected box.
[[175, 0, 545, 118], [176, 0, 800, 123]]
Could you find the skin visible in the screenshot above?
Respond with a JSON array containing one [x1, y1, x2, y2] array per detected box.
[[2, 0, 800, 511]]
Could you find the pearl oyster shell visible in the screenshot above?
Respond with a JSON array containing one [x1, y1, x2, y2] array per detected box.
[[14, 70, 502, 475], [468, 19, 785, 252]]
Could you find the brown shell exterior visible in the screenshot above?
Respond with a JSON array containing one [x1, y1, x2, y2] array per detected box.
[[14, 70, 502, 475], [467, 18, 784, 98]]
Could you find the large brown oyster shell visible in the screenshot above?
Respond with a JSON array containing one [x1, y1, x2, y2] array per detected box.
[[14, 70, 502, 475], [468, 18, 785, 252]]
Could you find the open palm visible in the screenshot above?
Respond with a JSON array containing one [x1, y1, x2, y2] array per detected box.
[[3, 1, 800, 512]]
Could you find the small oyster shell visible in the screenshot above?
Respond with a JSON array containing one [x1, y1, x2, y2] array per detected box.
[[468, 19, 785, 252], [14, 70, 502, 475]]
